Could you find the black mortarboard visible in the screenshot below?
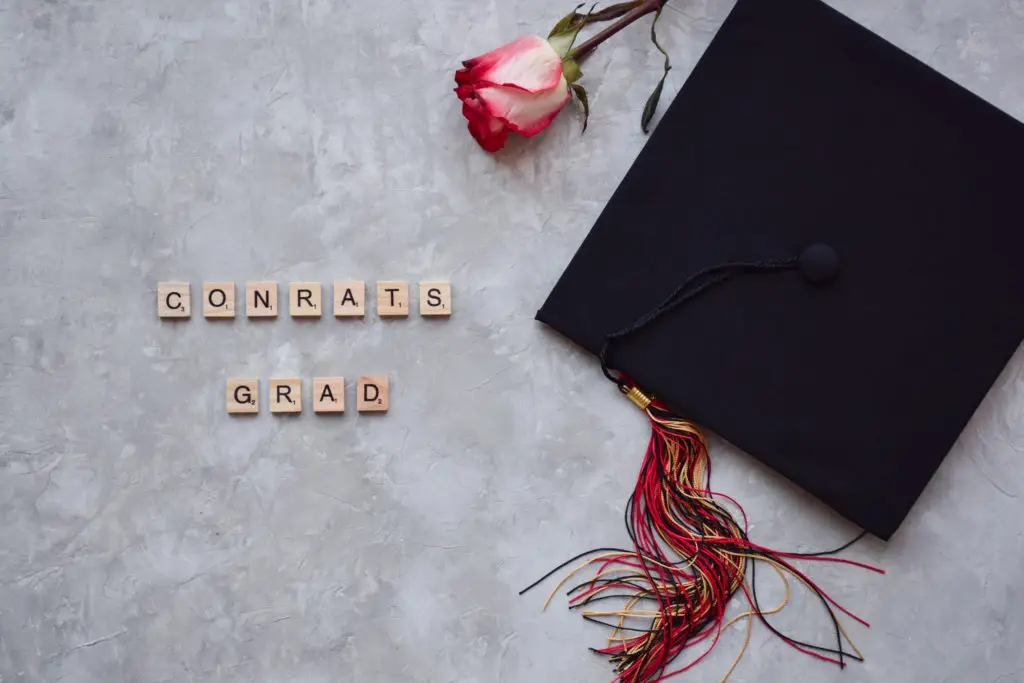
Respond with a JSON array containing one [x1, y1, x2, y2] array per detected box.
[[537, 0, 1024, 543]]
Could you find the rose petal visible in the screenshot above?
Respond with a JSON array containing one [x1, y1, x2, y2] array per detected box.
[[455, 35, 563, 93], [461, 94, 510, 152], [475, 75, 570, 136]]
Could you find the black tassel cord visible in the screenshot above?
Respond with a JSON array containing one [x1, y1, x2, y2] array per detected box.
[[522, 255, 883, 682]]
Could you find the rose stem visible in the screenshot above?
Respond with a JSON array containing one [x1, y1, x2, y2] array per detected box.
[[568, 0, 670, 62]]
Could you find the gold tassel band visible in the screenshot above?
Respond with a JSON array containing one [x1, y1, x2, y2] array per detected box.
[[622, 384, 652, 410]]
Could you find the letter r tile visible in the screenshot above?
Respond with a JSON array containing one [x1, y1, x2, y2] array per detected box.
[[289, 283, 323, 318], [269, 378, 303, 413]]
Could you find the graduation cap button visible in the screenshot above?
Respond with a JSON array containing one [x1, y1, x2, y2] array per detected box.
[[798, 244, 840, 285]]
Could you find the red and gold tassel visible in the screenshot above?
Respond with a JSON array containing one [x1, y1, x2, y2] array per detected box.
[[522, 382, 883, 683]]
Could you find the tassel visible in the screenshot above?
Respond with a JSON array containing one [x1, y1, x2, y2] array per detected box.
[[524, 251, 881, 681], [521, 382, 884, 683]]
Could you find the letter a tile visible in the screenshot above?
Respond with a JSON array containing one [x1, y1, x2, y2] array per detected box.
[[334, 281, 366, 318], [313, 377, 345, 413]]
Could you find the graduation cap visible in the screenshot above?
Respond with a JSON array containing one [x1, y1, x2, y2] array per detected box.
[[526, 0, 1024, 679]]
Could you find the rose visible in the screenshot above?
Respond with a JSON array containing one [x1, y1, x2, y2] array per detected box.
[[453, 1, 673, 152], [454, 35, 570, 152]]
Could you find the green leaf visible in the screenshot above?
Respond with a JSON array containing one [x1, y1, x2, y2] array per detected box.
[[571, 83, 590, 133], [548, 3, 586, 38], [562, 57, 583, 84], [549, 1, 648, 59], [548, 3, 595, 58], [649, 7, 671, 66], [548, 32, 578, 58], [549, 0, 643, 37], [641, 7, 672, 133], [641, 76, 665, 134]]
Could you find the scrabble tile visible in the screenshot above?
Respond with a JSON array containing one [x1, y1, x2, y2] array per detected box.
[[246, 281, 278, 318], [313, 377, 345, 413], [376, 281, 409, 317], [333, 281, 366, 318], [269, 378, 303, 413], [357, 376, 389, 412], [226, 378, 259, 414], [157, 282, 191, 318], [419, 281, 452, 317], [289, 282, 323, 318], [203, 282, 236, 318]]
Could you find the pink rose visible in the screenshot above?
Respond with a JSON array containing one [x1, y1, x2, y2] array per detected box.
[[455, 35, 570, 152]]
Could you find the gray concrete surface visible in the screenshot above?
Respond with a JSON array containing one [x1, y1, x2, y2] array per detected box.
[[2, 0, 1024, 681]]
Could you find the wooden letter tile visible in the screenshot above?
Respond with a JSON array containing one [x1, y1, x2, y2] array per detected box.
[[313, 377, 345, 413], [203, 282, 236, 318], [357, 376, 389, 412], [227, 378, 259, 414], [269, 378, 303, 413], [290, 282, 323, 318], [157, 282, 191, 318], [376, 281, 409, 317], [419, 281, 452, 317], [246, 281, 278, 318], [333, 281, 366, 318]]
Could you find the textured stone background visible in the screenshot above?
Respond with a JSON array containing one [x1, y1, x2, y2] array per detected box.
[[2, 0, 1024, 681]]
